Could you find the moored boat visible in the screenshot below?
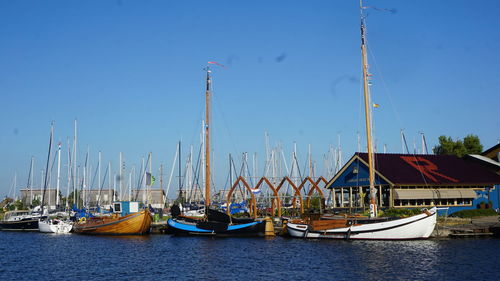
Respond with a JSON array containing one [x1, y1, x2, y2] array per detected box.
[[0, 210, 41, 231], [168, 207, 267, 236], [166, 65, 267, 237], [73, 201, 152, 235], [38, 218, 73, 234], [286, 207, 437, 239], [286, 1, 437, 240]]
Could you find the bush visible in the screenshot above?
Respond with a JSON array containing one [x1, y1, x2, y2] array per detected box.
[[450, 209, 497, 218]]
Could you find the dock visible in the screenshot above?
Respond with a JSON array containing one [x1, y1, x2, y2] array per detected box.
[[433, 215, 500, 238]]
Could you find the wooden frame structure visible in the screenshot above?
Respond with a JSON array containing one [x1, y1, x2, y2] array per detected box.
[[225, 176, 328, 217]]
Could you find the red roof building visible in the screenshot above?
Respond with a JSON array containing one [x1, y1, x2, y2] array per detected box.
[[326, 153, 500, 213]]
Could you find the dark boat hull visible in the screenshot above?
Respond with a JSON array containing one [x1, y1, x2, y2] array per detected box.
[[167, 218, 266, 237], [0, 219, 39, 231]]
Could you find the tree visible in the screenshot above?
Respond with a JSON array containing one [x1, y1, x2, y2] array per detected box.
[[11, 199, 25, 210], [433, 134, 483, 157], [463, 134, 483, 154]]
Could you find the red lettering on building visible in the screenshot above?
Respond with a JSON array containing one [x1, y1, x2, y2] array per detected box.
[[400, 156, 459, 183]]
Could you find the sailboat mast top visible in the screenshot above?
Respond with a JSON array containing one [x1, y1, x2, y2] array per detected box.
[[205, 67, 212, 206], [360, 0, 377, 217]]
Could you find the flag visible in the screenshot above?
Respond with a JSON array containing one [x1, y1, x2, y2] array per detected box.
[[146, 172, 155, 186], [373, 103, 380, 108], [208, 61, 225, 68], [250, 188, 261, 194]]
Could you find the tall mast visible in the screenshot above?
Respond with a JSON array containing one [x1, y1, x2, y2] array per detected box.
[[41, 123, 54, 214], [29, 156, 34, 207], [178, 140, 182, 197], [360, 0, 377, 218], [119, 152, 123, 201], [66, 138, 71, 209], [148, 152, 152, 204], [205, 67, 212, 206], [56, 142, 61, 207]]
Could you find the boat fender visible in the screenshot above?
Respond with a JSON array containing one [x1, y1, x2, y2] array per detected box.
[[79, 217, 86, 223]]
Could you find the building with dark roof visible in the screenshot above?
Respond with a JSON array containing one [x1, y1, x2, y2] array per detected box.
[[326, 153, 500, 214]]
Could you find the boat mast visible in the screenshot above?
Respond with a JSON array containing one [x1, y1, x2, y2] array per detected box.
[[73, 119, 77, 209], [56, 142, 61, 208], [205, 67, 212, 207], [360, 0, 377, 218], [28, 156, 34, 207], [41, 122, 54, 214], [178, 140, 182, 200]]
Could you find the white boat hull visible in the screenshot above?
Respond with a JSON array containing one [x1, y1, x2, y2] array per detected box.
[[286, 207, 437, 240], [38, 219, 73, 234]]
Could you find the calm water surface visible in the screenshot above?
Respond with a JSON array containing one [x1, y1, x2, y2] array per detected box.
[[1, 232, 499, 281]]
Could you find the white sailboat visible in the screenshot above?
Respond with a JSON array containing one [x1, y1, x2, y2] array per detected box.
[[38, 127, 73, 234], [286, 1, 437, 240], [38, 218, 73, 234]]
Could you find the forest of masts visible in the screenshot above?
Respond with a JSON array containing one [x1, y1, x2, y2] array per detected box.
[[9, 120, 429, 210]]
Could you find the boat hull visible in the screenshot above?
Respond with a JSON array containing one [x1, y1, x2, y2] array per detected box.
[[167, 218, 266, 237], [0, 219, 39, 231], [286, 208, 437, 240], [73, 209, 152, 235], [39, 220, 73, 234]]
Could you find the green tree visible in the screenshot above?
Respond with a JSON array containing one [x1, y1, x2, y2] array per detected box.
[[463, 134, 483, 154], [12, 199, 25, 210], [433, 134, 483, 157], [31, 197, 41, 207]]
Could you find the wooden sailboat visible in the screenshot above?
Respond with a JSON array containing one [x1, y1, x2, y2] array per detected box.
[[167, 65, 267, 236], [286, 1, 436, 240], [73, 201, 152, 235]]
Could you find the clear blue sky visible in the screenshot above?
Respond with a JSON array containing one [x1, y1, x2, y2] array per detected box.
[[1, 0, 499, 199]]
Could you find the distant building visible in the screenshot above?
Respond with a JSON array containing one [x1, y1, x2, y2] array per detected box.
[[130, 189, 166, 209], [213, 189, 245, 203], [82, 189, 116, 208], [179, 186, 205, 203], [19, 188, 59, 209], [327, 153, 500, 215]]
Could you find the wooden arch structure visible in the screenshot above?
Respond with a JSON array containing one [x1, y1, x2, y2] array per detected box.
[[301, 176, 327, 209], [276, 177, 304, 213], [225, 176, 329, 217], [226, 176, 257, 218], [226, 176, 282, 218], [254, 177, 281, 217]]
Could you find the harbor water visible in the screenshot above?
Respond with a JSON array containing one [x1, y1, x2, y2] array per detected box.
[[1, 232, 499, 281]]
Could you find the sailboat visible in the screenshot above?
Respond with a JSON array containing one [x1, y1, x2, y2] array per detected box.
[[167, 65, 267, 236], [38, 135, 73, 234], [39, 218, 73, 234], [286, 1, 436, 240], [73, 201, 152, 235]]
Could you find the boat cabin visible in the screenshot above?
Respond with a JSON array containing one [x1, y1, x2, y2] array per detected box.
[[113, 201, 142, 217]]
